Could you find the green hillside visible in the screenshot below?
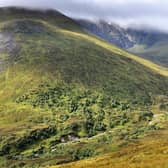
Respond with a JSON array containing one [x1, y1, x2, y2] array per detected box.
[[128, 41, 168, 67], [52, 129, 168, 168], [0, 7, 168, 168]]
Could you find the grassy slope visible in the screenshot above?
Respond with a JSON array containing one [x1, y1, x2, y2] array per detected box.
[[52, 129, 168, 168], [128, 41, 168, 67], [1, 8, 168, 76], [0, 8, 168, 168]]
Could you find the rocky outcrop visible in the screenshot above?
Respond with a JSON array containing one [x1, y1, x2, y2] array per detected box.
[[0, 32, 20, 71]]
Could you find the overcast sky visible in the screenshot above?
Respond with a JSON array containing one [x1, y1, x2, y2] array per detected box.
[[0, 0, 168, 31]]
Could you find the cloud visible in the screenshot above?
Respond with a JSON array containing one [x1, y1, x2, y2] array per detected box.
[[0, 0, 168, 31]]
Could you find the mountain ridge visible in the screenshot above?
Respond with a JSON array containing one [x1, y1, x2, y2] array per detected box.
[[78, 19, 168, 67]]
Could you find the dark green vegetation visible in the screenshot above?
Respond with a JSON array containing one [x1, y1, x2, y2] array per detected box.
[[0, 7, 168, 168]]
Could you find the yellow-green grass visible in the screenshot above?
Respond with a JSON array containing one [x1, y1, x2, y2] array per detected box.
[[29, 18, 168, 77], [1, 18, 167, 102], [51, 129, 168, 168], [128, 42, 168, 67], [1, 18, 168, 77], [17, 18, 168, 77]]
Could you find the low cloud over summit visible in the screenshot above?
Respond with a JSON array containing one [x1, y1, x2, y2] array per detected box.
[[1, 0, 168, 31]]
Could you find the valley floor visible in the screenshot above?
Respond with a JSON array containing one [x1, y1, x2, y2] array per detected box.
[[51, 128, 168, 168]]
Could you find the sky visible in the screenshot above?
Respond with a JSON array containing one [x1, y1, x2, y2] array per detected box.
[[0, 0, 168, 31]]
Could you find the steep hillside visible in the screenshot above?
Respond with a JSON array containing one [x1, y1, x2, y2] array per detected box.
[[0, 7, 168, 168], [128, 42, 168, 67], [79, 19, 168, 67]]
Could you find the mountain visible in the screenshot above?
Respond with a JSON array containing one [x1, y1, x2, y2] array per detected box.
[[1, 7, 168, 168], [78, 20, 135, 48], [79, 19, 168, 67]]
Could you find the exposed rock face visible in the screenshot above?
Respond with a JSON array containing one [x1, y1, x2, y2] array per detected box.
[[0, 20, 46, 71], [0, 32, 19, 71], [4, 20, 46, 34], [78, 19, 168, 49], [61, 134, 79, 143], [0, 33, 18, 53], [78, 20, 135, 49]]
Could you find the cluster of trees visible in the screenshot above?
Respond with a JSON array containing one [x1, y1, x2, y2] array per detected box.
[[16, 83, 154, 138]]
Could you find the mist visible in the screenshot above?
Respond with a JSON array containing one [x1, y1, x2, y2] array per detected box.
[[0, 0, 168, 31]]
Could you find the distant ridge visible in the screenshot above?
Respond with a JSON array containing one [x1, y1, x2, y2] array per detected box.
[[78, 19, 168, 67]]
